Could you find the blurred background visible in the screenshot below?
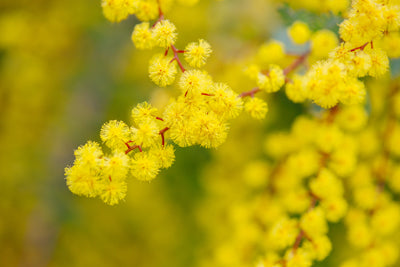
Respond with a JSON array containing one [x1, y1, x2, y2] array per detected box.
[[0, 0, 350, 266]]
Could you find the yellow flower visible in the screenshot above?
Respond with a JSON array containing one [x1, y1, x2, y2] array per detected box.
[[244, 97, 268, 120], [148, 54, 177, 87], [101, 0, 135, 23], [131, 152, 160, 181], [100, 120, 131, 151], [131, 22, 155, 50], [184, 39, 212, 68], [288, 21, 311, 45], [152, 19, 177, 48]]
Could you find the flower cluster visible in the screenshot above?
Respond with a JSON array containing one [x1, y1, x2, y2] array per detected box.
[[66, 5, 400, 267], [66, 0, 246, 204]]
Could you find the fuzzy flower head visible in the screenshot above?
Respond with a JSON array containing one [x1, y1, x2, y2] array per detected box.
[[244, 97, 268, 120], [131, 102, 158, 124], [133, 0, 159, 22], [102, 152, 130, 181], [257, 65, 285, 93], [149, 54, 177, 87], [74, 141, 104, 166], [100, 120, 131, 151], [152, 20, 177, 48], [131, 120, 159, 148], [178, 69, 211, 95], [65, 164, 102, 198], [131, 22, 155, 50], [184, 39, 212, 68], [288, 21, 311, 45], [150, 144, 175, 169], [98, 179, 127, 205], [131, 152, 160, 181], [102, 0, 135, 22], [208, 83, 243, 119]]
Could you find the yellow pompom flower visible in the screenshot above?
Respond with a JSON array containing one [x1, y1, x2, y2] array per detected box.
[[100, 120, 131, 151], [268, 217, 299, 249], [132, 0, 159, 22], [310, 168, 343, 200], [178, 69, 210, 95], [184, 39, 212, 68], [244, 97, 268, 120], [288, 21, 311, 45], [285, 248, 312, 267], [368, 49, 389, 77], [131, 102, 158, 124], [321, 197, 348, 222], [353, 185, 378, 210], [371, 204, 400, 236], [65, 164, 101, 197], [348, 222, 372, 248], [348, 50, 372, 77], [300, 207, 328, 239], [169, 120, 196, 147], [303, 235, 332, 261], [131, 22, 155, 50], [163, 101, 187, 128], [244, 64, 261, 81], [285, 75, 307, 103], [74, 141, 104, 166], [281, 187, 311, 214], [98, 179, 127, 205], [314, 123, 343, 154], [310, 30, 339, 59], [286, 148, 320, 179], [131, 120, 159, 148], [148, 54, 177, 87], [338, 78, 366, 106], [257, 65, 285, 93], [257, 40, 285, 66], [102, 152, 130, 181], [383, 4, 400, 32], [194, 111, 229, 148], [329, 149, 357, 177], [131, 152, 160, 181], [152, 19, 177, 48], [150, 144, 175, 169], [101, 0, 135, 23], [208, 83, 243, 119], [336, 105, 368, 132]]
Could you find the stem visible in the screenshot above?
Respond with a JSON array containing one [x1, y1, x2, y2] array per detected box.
[[156, 117, 164, 121], [125, 142, 139, 155], [171, 45, 186, 72], [283, 51, 310, 76], [152, 0, 164, 28], [325, 105, 340, 123], [292, 230, 304, 253], [239, 87, 260, 98], [349, 41, 371, 52], [201, 93, 215, 96], [159, 127, 170, 146]]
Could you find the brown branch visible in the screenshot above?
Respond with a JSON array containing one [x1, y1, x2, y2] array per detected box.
[[152, 0, 165, 28], [159, 127, 170, 146], [349, 41, 372, 52], [239, 87, 260, 98], [283, 51, 310, 76], [170, 45, 186, 73]]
